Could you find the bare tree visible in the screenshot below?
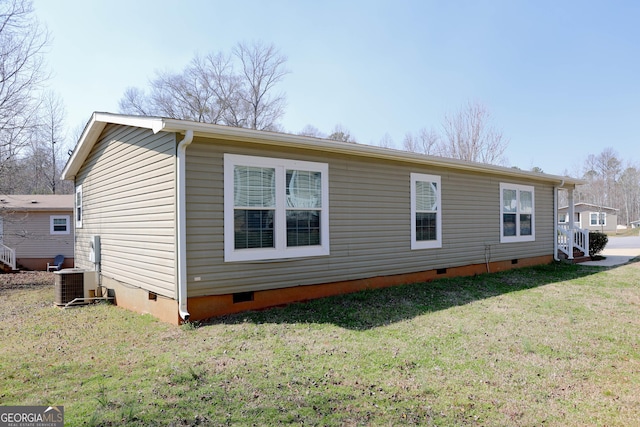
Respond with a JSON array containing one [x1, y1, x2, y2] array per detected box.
[[2, 91, 72, 195], [580, 148, 622, 209], [595, 147, 621, 208], [402, 102, 508, 165], [232, 41, 289, 130], [0, 0, 49, 185], [298, 124, 324, 138], [377, 133, 395, 148], [124, 59, 228, 124], [403, 127, 440, 155], [440, 101, 509, 165], [36, 91, 70, 193], [327, 124, 356, 143], [197, 52, 244, 127], [561, 154, 638, 227], [119, 41, 289, 131], [618, 165, 640, 226], [119, 86, 153, 116], [151, 68, 223, 124]]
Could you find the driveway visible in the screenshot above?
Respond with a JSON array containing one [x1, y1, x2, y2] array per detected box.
[[581, 234, 640, 266], [604, 235, 640, 250]]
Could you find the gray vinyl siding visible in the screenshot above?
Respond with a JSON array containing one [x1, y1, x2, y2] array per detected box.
[[580, 213, 617, 232], [185, 137, 556, 297], [2, 210, 74, 259], [559, 206, 618, 232], [74, 124, 177, 298]]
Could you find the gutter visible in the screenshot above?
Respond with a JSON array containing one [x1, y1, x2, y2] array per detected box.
[[64, 113, 586, 188], [176, 130, 194, 321], [553, 180, 564, 261], [156, 118, 586, 187]]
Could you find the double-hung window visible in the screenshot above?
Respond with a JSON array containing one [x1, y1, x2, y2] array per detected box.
[[411, 173, 442, 249], [590, 212, 605, 226], [500, 183, 535, 243], [50, 215, 70, 235], [224, 154, 329, 262]]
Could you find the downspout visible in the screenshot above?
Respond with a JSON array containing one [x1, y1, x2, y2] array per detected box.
[[177, 130, 194, 321], [553, 180, 564, 261]]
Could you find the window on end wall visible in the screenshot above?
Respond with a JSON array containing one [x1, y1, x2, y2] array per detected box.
[[75, 185, 83, 228], [411, 173, 442, 249], [50, 215, 70, 235], [224, 154, 330, 262], [590, 212, 606, 226], [500, 183, 535, 243]]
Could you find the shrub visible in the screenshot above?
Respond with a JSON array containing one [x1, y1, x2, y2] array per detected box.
[[589, 231, 608, 258]]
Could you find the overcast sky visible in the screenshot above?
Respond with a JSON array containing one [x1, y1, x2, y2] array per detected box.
[[33, 0, 639, 176]]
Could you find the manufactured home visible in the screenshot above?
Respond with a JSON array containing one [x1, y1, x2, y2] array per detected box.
[[0, 194, 74, 271], [61, 113, 586, 324], [558, 202, 619, 233]]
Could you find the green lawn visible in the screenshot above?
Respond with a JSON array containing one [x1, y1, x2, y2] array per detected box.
[[1, 261, 639, 426], [608, 227, 640, 237]]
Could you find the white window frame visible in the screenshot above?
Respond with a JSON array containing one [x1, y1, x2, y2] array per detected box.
[[50, 215, 71, 235], [500, 183, 535, 243], [410, 173, 442, 249], [224, 154, 330, 262], [590, 212, 606, 226], [75, 185, 83, 228], [558, 212, 568, 224]]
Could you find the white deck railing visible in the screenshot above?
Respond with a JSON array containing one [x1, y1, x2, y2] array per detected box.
[[0, 243, 16, 270], [558, 224, 589, 259]]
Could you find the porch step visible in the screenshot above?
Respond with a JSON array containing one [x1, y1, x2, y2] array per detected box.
[[570, 255, 592, 264], [557, 250, 591, 264], [0, 263, 19, 273]]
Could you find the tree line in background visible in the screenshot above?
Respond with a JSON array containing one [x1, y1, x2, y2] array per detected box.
[[573, 147, 640, 227], [1, 0, 639, 226], [297, 101, 509, 167], [0, 0, 72, 195]]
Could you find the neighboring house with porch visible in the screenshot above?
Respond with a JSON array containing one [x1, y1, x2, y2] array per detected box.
[[0, 195, 75, 271], [631, 220, 640, 229], [61, 112, 586, 324], [558, 203, 619, 233]]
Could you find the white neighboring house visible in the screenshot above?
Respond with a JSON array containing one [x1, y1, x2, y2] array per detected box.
[[0, 195, 74, 271], [558, 202, 618, 233], [630, 220, 640, 229]]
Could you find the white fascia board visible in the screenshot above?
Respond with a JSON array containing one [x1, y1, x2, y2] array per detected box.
[[91, 112, 165, 133], [61, 112, 165, 180]]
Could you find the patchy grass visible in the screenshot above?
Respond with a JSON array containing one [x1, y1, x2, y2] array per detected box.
[[1, 261, 639, 426], [608, 228, 640, 237]]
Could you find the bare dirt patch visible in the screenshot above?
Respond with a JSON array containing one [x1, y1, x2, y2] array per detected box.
[[0, 270, 54, 291]]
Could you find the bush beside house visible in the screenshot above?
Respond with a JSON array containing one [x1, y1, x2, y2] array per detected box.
[[589, 231, 608, 258]]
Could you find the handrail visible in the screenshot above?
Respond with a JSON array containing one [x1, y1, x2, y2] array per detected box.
[[558, 224, 589, 259], [0, 243, 16, 270]]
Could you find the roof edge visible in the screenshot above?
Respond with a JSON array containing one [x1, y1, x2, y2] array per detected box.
[[61, 112, 165, 180], [61, 112, 585, 187], [160, 118, 584, 187], [559, 203, 620, 212]]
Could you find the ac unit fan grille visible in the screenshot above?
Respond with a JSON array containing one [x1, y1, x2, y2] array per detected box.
[[54, 272, 84, 306]]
